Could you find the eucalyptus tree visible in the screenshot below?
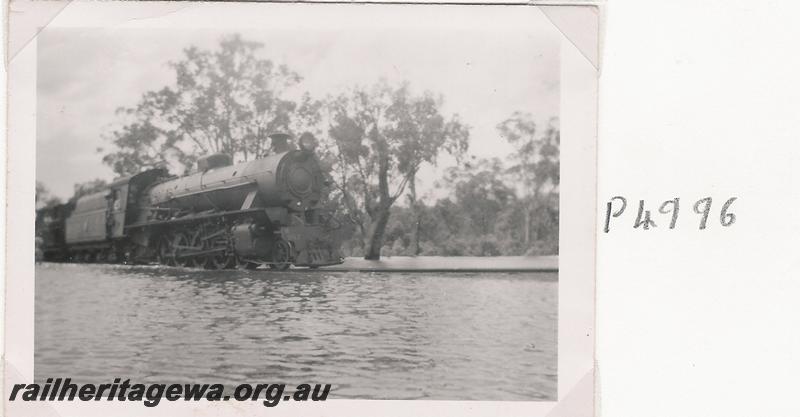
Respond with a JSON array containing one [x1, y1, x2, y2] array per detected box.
[[326, 80, 469, 260], [497, 112, 560, 246], [101, 34, 311, 176]]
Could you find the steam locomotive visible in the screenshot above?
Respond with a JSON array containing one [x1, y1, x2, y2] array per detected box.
[[35, 133, 344, 270]]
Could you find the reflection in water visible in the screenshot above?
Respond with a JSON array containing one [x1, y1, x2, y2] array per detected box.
[[35, 263, 557, 400]]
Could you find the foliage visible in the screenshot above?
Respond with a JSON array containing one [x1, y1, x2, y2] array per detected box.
[[101, 34, 313, 176], [89, 34, 559, 258], [325, 80, 469, 259], [496, 113, 560, 246], [35, 181, 62, 210], [372, 154, 558, 256], [71, 179, 110, 202], [497, 112, 560, 193], [364, 112, 561, 258], [354, 153, 559, 258], [36, 179, 110, 209]]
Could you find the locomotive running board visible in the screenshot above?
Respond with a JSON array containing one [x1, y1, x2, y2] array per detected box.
[[124, 208, 266, 230]]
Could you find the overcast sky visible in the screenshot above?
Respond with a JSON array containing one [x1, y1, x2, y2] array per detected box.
[[37, 4, 560, 200]]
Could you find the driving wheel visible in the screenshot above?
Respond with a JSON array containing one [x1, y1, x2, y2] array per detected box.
[[269, 239, 292, 271]]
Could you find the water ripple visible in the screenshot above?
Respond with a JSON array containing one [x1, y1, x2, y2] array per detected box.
[[35, 263, 557, 400]]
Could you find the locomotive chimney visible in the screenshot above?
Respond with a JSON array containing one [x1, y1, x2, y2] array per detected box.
[[298, 132, 318, 151]]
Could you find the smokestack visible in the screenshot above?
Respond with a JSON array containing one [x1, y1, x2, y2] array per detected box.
[[298, 132, 318, 151]]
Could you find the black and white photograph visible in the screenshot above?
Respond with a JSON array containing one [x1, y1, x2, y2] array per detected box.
[[7, 1, 597, 415], [16, 1, 800, 417]]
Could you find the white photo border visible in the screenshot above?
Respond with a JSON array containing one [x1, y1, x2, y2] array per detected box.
[[4, 2, 599, 416]]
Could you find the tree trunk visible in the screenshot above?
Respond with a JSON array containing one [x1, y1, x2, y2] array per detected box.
[[364, 154, 393, 260], [364, 206, 391, 260], [412, 215, 421, 255], [408, 174, 421, 256], [524, 208, 531, 245]]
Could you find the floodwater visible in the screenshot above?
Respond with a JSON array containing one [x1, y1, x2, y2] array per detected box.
[[34, 263, 557, 400]]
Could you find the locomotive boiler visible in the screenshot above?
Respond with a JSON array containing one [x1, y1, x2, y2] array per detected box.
[[36, 133, 344, 270]]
